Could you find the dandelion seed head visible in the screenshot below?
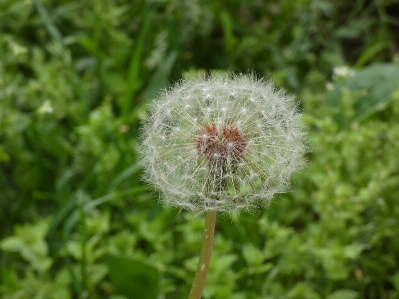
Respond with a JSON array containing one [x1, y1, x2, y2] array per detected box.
[[138, 72, 307, 213]]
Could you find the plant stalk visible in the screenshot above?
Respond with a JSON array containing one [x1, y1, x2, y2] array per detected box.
[[188, 209, 217, 299]]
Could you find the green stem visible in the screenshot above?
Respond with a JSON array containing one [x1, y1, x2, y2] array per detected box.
[[188, 209, 217, 299]]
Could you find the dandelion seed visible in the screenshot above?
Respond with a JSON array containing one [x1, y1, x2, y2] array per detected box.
[[138, 72, 307, 213]]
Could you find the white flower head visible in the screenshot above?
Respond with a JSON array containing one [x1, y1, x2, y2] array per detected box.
[[333, 66, 355, 79], [138, 73, 307, 213]]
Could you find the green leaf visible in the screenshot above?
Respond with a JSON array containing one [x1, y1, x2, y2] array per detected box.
[[355, 42, 386, 68], [327, 63, 399, 125], [326, 289, 358, 299], [104, 254, 160, 299], [122, 13, 153, 117], [107, 163, 141, 192], [242, 243, 263, 266], [0, 236, 24, 251], [343, 244, 366, 259], [145, 50, 178, 101], [213, 254, 237, 272]]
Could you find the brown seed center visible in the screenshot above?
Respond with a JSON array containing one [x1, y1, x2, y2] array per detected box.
[[195, 123, 247, 162]]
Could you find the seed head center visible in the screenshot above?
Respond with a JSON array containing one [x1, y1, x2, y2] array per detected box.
[[195, 123, 247, 162]]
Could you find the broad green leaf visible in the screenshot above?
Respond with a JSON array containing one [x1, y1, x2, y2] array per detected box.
[[327, 63, 399, 125]]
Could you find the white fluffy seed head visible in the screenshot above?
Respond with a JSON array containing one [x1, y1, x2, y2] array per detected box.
[[138, 73, 307, 213]]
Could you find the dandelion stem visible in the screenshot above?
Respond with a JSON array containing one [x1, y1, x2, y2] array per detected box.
[[188, 209, 217, 299]]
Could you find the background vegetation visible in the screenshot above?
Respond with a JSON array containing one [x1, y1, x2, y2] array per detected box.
[[1, 0, 399, 298]]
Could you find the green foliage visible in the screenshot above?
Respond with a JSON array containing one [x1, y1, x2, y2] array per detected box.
[[1, 0, 399, 298], [327, 64, 399, 125], [105, 254, 160, 299]]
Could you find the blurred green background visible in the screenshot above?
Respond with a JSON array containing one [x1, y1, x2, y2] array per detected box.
[[1, 0, 399, 298]]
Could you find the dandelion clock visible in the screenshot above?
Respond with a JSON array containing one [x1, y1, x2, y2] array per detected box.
[[138, 72, 307, 299]]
